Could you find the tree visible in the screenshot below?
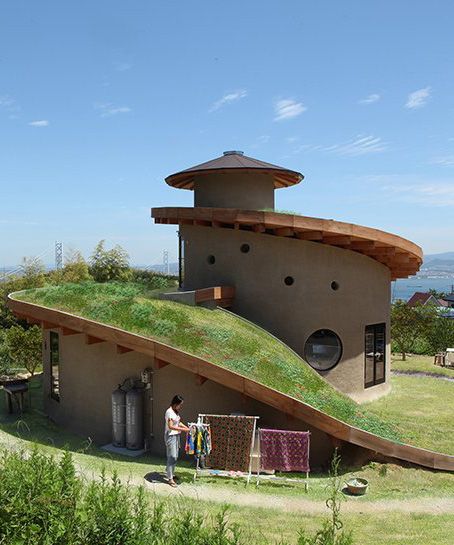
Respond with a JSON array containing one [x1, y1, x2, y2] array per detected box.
[[424, 312, 454, 354], [89, 240, 131, 283], [6, 325, 42, 377], [391, 300, 436, 360], [20, 257, 46, 288]]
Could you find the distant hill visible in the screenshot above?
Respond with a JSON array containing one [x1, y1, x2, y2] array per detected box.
[[421, 252, 454, 274]]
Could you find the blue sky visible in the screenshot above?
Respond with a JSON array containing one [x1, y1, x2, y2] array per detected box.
[[1, 1, 454, 266]]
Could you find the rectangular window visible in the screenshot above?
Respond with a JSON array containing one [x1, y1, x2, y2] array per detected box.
[[50, 331, 60, 401], [364, 323, 386, 388], [178, 231, 185, 289]]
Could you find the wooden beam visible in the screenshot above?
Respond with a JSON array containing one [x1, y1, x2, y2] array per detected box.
[[155, 358, 169, 370], [252, 224, 265, 233], [273, 227, 294, 237], [85, 334, 104, 345], [42, 321, 59, 330], [61, 327, 79, 336], [296, 230, 323, 241], [322, 235, 351, 246], [116, 345, 133, 354], [195, 374, 208, 386], [26, 317, 41, 325], [350, 240, 376, 250]]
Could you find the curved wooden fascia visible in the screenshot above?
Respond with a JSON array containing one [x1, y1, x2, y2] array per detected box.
[[8, 294, 452, 471], [165, 168, 302, 190], [152, 207, 423, 279]]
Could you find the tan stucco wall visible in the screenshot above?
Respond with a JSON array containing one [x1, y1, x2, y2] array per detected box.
[[181, 225, 391, 398], [194, 172, 275, 210], [42, 332, 334, 467]]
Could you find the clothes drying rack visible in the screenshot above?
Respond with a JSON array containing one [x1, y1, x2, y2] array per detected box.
[[192, 414, 259, 485], [255, 429, 310, 492]]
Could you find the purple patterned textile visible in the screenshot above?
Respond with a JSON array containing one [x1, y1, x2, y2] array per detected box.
[[259, 429, 310, 472]]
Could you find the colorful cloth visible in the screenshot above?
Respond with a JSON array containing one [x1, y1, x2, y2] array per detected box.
[[185, 424, 212, 457], [259, 429, 310, 472], [205, 415, 255, 472]]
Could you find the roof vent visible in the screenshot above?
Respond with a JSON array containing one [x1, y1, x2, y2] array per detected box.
[[223, 150, 244, 156]]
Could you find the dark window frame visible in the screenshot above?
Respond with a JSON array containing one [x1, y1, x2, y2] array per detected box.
[[49, 331, 60, 401], [304, 329, 343, 371], [364, 322, 386, 388]]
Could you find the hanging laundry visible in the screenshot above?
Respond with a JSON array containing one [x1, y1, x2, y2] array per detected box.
[[259, 429, 310, 472], [185, 423, 211, 457], [205, 415, 255, 472]]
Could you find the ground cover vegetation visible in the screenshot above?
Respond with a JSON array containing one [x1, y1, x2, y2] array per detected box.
[[392, 354, 454, 378], [15, 281, 406, 444], [0, 448, 354, 545]]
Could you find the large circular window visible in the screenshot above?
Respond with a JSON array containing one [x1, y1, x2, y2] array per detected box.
[[304, 329, 342, 371]]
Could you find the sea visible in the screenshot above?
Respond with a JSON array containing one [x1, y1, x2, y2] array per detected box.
[[392, 277, 454, 301]]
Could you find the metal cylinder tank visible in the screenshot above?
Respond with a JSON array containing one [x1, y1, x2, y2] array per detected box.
[[112, 385, 126, 447], [126, 387, 144, 450]]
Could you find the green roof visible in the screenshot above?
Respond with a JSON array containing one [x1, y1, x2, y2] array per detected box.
[[15, 281, 403, 443]]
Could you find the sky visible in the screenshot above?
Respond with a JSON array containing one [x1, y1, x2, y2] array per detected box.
[[1, 1, 454, 267]]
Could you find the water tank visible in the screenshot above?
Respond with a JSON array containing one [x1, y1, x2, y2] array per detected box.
[[126, 388, 144, 450], [112, 385, 126, 447]]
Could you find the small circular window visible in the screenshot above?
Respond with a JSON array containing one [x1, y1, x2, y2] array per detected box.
[[331, 281, 339, 291], [284, 276, 294, 286], [240, 243, 250, 253], [304, 329, 342, 371], [207, 255, 216, 265]]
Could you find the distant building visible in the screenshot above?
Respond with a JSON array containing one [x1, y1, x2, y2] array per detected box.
[[407, 292, 445, 307]]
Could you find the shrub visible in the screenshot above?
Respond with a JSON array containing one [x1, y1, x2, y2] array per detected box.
[[89, 240, 132, 283]]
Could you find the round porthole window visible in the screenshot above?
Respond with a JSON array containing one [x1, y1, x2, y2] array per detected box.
[[240, 243, 250, 253], [284, 276, 294, 286], [207, 255, 216, 265], [304, 329, 342, 371], [331, 281, 339, 291]]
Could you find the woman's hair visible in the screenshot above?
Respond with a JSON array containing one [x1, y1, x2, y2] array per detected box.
[[171, 394, 184, 409]]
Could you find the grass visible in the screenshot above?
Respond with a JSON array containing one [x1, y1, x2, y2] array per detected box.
[[13, 281, 407, 445], [365, 374, 454, 454], [0, 378, 453, 545], [392, 354, 454, 378]]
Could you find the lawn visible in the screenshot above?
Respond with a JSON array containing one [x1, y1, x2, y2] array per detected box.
[[365, 374, 454, 454], [13, 281, 405, 444], [392, 354, 454, 378]]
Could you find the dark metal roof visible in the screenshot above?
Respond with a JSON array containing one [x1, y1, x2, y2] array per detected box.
[[165, 151, 304, 190]]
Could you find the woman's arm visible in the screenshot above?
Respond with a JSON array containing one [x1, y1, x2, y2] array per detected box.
[[167, 418, 190, 432]]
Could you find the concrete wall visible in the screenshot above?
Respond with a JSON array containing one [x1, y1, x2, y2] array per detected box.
[[194, 172, 275, 210], [42, 331, 334, 468], [181, 225, 391, 399]]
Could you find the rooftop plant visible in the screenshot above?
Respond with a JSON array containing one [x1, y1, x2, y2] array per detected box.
[[15, 281, 404, 443]]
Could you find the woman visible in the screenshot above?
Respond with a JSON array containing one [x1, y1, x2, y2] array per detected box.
[[164, 394, 189, 487]]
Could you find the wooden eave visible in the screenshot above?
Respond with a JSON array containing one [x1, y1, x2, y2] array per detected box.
[[7, 294, 452, 471], [165, 168, 302, 190], [152, 207, 423, 280]]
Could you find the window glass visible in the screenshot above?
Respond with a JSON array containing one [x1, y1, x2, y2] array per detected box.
[[50, 331, 60, 401], [364, 323, 386, 388], [304, 329, 342, 371]]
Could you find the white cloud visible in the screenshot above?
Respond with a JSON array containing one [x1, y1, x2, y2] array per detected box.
[[325, 135, 387, 156], [363, 174, 454, 207], [209, 90, 247, 112], [432, 155, 454, 167], [274, 99, 306, 121], [95, 103, 132, 117], [359, 93, 380, 104], [113, 61, 132, 72], [0, 95, 20, 115], [405, 87, 431, 109], [28, 120, 49, 127]]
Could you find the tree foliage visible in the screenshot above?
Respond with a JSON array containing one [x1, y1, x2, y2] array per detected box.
[[391, 301, 437, 360], [424, 312, 454, 354], [89, 240, 131, 283], [5, 325, 42, 376]]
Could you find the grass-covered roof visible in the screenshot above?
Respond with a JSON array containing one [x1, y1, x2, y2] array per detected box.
[[15, 281, 404, 443]]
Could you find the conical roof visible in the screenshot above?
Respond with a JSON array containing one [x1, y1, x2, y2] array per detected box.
[[165, 151, 304, 190]]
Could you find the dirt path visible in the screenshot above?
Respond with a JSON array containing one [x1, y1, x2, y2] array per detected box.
[[139, 478, 454, 515]]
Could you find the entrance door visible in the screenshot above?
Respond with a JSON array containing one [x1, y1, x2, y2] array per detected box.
[[365, 323, 386, 388]]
